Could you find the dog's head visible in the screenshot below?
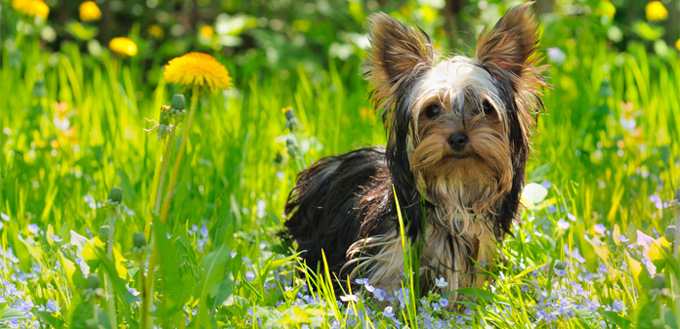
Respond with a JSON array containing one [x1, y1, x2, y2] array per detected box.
[[366, 3, 548, 235]]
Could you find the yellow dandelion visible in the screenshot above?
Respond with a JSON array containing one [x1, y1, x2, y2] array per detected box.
[[199, 25, 214, 38], [12, 0, 49, 19], [598, 0, 616, 20], [675, 38, 680, 51], [79, 1, 101, 21], [109, 37, 137, 57], [646, 1, 668, 21], [149, 24, 164, 39], [163, 52, 232, 91]]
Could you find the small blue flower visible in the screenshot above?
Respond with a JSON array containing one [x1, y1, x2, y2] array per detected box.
[[540, 180, 553, 189], [372, 288, 388, 302], [6, 318, 20, 329], [439, 298, 449, 308], [593, 224, 606, 234], [199, 225, 208, 237], [128, 287, 141, 296], [355, 278, 369, 285], [50, 235, 62, 243], [617, 235, 629, 243], [612, 299, 626, 313], [554, 269, 566, 277], [46, 299, 60, 313], [548, 205, 558, 214], [434, 277, 448, 288], [567, 213, 576, 221], [1, 212, 9, 221], [28, 224, 40, 234], [383, 306, 395, 319]]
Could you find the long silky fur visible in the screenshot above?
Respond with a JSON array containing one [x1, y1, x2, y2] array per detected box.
[[282, 3, 548, 305]]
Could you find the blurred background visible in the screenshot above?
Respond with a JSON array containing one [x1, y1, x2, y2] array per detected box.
[[3, 0, 679, 86]]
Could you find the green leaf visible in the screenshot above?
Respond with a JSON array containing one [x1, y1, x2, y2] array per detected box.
[[602, 310, 631, 329], [455, 287, 498, 302]]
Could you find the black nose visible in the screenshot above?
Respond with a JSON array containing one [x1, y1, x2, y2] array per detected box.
[[448, 133, 468, 151]]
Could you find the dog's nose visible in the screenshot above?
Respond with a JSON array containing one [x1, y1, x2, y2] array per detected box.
[[448, 133, 469, 151]]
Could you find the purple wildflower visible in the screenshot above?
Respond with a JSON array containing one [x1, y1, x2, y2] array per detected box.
[[594, 224, 606, 234]]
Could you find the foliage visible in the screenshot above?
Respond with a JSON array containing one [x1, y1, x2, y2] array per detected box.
[[1, 0, 679, 328]]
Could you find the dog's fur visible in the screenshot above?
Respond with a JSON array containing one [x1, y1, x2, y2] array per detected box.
[[282, 3, 548, 302]]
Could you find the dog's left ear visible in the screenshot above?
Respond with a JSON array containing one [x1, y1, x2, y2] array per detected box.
[[475, 2, 547, 94]]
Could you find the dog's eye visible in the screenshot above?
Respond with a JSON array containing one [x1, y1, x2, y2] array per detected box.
[[482, 100, 495, 116], [425, 105, 441, 118]]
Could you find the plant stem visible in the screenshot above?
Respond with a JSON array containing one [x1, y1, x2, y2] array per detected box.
[[159, 85, 199, 223], [154, 130, 176, 215], [106, 213, 118, 329], [674, 199, 680, 329], [139, 254, 148, 329]]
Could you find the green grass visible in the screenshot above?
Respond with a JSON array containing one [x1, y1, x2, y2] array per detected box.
[[1, 5, 680, 329]]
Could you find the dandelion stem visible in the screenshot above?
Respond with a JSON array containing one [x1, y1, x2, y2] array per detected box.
[[106, 213, 118, 329], [159, 85, 199, 223], [154, 130, 176, 215], [674, 198, 680, 329], [139, 254, 148, 329]]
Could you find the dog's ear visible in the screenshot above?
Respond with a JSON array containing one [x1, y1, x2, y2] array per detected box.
[[475, 2, 547, 93], [366, 13, 435, 123]]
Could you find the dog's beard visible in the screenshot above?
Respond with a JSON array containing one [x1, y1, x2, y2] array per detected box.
[[410, 125, 512, 224]]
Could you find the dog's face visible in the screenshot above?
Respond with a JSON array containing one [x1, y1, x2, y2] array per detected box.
[[366, 4, 547, 222], [409, 59, 513, 211]]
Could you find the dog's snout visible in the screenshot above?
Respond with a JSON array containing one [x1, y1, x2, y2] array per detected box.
[[448, 133, 469, 151]]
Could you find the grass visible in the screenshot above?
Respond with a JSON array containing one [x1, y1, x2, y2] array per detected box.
[[1, 6, 680, 329]]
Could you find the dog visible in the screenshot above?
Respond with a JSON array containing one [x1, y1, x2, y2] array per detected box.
[[282, 3, 548, 302]]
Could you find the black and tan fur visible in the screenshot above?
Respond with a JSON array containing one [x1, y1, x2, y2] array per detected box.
[[282, 3, 548, 303]]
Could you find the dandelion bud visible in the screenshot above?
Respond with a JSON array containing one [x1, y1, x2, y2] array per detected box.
[[108, 187, 123, 203], [652, 273, 666, 289], [159, 106, 171, 125], [274, 152, 283, 165], [86, 273, 100, 289], [99, 225, 110, 242], [133, 232, 147, 248], [554, 260, 567, 270], [665, 225, 676, 242], [286, 137, 297, 157], [285, 108, 295, 121], [171, 94, 185, 110]]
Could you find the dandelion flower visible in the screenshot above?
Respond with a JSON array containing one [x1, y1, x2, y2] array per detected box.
[[163, 52, 232, 91], [646, 1, 668, 21], [675, 39, 680, 52], [149, 24, 164, 39], [79, 1, 101, 21], [199, 25, 214, 38], [12, 0, 49, 19], [109, 37, 137, 57]]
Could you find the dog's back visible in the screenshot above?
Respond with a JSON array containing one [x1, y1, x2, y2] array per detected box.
[[283, 147, 393, 276]]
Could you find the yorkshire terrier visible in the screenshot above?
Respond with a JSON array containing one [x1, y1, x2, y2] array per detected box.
[[283, 3, 548, 302]]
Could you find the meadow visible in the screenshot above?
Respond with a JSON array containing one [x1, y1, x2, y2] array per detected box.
[[1, 0, 680, 328]]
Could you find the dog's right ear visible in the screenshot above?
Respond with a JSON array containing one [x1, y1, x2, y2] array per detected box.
[[365, 13, 435, 124]]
